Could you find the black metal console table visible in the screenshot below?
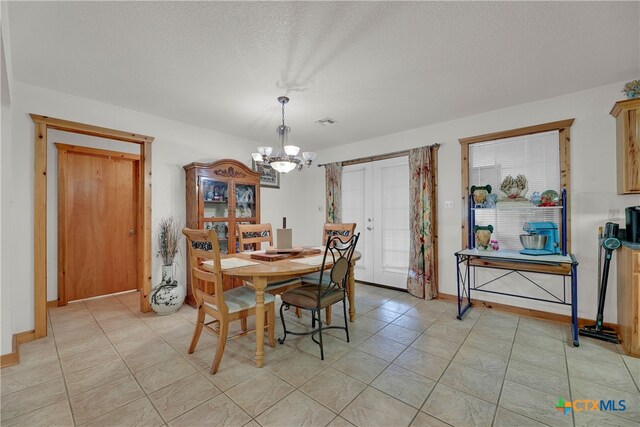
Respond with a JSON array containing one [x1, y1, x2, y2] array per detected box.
[[455, 248, 579, 347]]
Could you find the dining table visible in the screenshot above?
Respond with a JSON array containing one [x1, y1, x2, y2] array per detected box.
[[212, 249, 361, 368]]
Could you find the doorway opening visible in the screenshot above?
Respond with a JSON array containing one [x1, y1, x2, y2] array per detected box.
[[31, 114, 153, 339]]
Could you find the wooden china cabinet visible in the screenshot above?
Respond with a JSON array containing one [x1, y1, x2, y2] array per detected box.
[[184, 159, 261, 305]]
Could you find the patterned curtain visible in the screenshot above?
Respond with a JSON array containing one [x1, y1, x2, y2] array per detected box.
[[407, 146, 437, 299], [325, 162, 342, 223]]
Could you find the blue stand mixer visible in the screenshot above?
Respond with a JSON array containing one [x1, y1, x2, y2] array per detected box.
[[519, 222, 561, 256]]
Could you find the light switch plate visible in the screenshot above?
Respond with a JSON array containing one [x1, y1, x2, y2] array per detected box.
[[445, 201, 454, 209]]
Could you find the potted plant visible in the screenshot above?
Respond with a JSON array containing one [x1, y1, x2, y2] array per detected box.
[[150, 216, 186, 315]]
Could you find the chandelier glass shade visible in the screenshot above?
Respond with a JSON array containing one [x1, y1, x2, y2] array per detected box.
[[252, 96, 317, 174]]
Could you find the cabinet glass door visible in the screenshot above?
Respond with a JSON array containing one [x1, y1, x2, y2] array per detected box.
[[201, 178, 229, 219], [235, 184, 257, 220]]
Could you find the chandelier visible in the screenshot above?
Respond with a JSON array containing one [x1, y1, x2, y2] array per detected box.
[[251, 96, 317, 173]]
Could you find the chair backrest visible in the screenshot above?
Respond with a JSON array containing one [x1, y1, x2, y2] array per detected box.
[[318, 233, 360, 297], [237, 223, 273, 251], [182, 228, 228, 313], [322, 223, 356, 245]]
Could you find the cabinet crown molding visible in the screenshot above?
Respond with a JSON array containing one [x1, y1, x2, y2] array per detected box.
[[611, 98, 640, 118]]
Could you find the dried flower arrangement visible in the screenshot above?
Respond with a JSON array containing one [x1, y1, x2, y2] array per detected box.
[[623, 80, 640, 99], [157, 217, 182, 266]]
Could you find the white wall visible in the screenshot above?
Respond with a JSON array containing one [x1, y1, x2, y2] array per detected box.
[[3, 82, 302, 354], [2, 78, 637, 355], [43, 130, 310, 302], [1, 27, 14, 355], [294, 81, 640, 323]]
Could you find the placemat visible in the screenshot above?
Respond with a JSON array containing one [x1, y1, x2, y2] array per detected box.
[[289, 255, 326, 266], [204, 258, 260, 270]]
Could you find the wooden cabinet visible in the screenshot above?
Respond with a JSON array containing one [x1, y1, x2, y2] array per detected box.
[[184, 159, 261, 304], [617, 244, 640, 357], [611, 99, 640, 194]]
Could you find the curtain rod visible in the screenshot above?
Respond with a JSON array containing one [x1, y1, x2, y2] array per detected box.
[[317, 143, 440, 167]]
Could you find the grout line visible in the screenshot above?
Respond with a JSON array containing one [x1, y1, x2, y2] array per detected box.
[[620, 354, 640, 393], [409, 306, 483, 426], [81, 295, 170, 425], [119, 296, 239, 424], [253, 290, 444, 423], [490, 314, 519, 427], [614, 341, 640, 394], [258, 288, 427, 423], [53, 303, 79, 427], [19, 287, 590, 427], [563, 325, 576, 427], [0, 317, 73, 425], [308, 326, 392, 420]]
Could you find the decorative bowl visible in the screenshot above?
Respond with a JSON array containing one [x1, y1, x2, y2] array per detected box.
[[520, 234, 547, 250], [540, 190, 560, 206]]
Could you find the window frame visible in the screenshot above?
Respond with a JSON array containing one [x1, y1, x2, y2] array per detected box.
[[459, 119, 574, 252]]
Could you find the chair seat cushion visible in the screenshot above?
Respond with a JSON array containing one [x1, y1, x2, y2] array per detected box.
[[281, 285, 344, 309], [205, 286, 275, 314], [300, 271, 331, 286]]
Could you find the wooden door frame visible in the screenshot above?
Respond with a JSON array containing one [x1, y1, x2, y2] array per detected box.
[[30, 114, 154, 339], [55, 143, 141, 305]]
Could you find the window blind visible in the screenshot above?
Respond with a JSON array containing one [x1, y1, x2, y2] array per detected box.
[[469, 130, 561, 250]]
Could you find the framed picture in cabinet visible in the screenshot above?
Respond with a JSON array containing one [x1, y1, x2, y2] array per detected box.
[[252, 160, 280, 189]]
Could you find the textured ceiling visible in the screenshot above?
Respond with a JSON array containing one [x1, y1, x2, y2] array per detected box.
[[6, 1, 639, 150]]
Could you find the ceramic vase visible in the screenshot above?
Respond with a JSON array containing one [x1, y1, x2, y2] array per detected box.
[[473, 189, 488, 206], [470, 185, 492, 207], [485, 193, 498, 208], [150, 263, 185, 315], [474, 225, 494, 250]]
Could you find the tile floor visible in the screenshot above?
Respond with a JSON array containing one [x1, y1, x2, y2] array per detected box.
[[1, 284, 639, 427]]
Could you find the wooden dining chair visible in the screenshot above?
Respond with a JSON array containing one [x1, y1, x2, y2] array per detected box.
[[237, 223, 302, 317], [278, 233, 360, 360], [303, 222, 357, 324], [237, 223, 274, 252], [183, 228, 276, 374], [322, 222, 357, 245]]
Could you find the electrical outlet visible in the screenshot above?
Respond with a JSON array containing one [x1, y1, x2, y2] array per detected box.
[[318, 205, 323, 212], [608, 209, 620, 220], [445, 201, 454, 209]]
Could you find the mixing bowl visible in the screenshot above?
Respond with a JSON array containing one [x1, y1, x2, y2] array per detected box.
[[520, 234, 547, 250]]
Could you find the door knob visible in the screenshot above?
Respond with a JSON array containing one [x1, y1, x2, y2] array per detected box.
[[366, 226, 372, 231], [129, 229, 137, 236], [368, 218, 373, 222]]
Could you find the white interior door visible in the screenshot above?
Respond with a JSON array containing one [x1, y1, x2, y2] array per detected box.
[[372, 157, 410, 288], [342, 157, 409, 288], [341, 164, 373, 282]]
